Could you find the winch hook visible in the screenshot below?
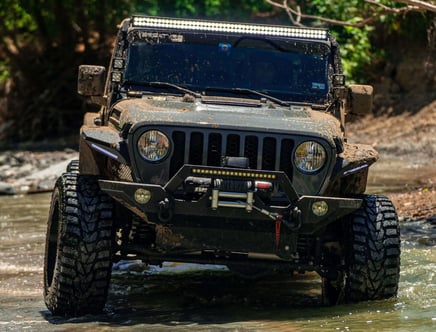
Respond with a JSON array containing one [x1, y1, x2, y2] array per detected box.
[[158, 198, 173, 222]]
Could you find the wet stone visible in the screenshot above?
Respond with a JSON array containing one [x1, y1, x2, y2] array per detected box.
[[0, 149, 78, 194], [0, 181, 15, 195]]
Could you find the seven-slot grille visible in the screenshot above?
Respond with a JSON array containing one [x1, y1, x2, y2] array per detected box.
[[169, 128, 294, 180]]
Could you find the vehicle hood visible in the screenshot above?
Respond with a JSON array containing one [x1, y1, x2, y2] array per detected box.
[[114, 96, 342, 144]]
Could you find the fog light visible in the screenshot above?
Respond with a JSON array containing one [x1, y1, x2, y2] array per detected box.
[[135, 188, 151, 204], [312, 200, 328, 216]]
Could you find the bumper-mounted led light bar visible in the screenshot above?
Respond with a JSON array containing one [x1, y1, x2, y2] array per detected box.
[[191, 168, 277, 180], [131, 16, 328, 40]]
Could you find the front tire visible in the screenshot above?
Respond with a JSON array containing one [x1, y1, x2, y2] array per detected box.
[[66, 159, 79, 173], [323, 195, 401, 304], [44, 173, 114, 316]]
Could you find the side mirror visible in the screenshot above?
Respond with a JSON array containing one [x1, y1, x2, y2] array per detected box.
[[348, 84, 373, 116], [78, 65, 106, 97]]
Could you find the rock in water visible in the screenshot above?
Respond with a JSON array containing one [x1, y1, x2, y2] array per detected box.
[[0, 181, 16, 195]]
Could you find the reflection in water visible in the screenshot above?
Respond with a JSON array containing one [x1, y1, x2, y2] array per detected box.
[[0, 193, 435, 331]]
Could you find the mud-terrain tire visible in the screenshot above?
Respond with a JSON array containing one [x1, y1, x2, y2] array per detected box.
[[323, 195, 401, 304], [44, 173, 114, 316], [66, 159, 79, 173]]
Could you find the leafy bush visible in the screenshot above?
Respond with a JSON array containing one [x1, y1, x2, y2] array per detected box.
[[0, 0, 433, 142]]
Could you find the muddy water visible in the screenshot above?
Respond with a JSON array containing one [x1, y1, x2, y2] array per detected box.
[[1, 170, 435, 331], [367, 158, 436, 194]]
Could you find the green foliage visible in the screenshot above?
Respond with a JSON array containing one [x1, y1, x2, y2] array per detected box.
[[0, 1, 33, 85], [339, 25, 374, 82], [0, 0, 433, 141], [204, 0, 224, 17], [303, 0, 375, 81], [298, 0, 433, 82], [0, 0, 272, 141], [0, 0, 36, 50], [0, 61, 9, 83], [0, 0, 431, 84], [0, 0, 36, 32]]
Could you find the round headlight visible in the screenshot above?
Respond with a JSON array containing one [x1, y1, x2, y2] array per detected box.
[[138, 130, 170, 162], [294, 141, 326, 173]]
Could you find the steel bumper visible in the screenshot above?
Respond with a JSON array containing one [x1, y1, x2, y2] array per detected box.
[[99, 165, 362, 235]]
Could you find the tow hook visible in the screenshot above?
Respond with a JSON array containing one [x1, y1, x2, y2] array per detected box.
[[267, 207, 301, 253], [158, 198, 173, 222], [282, 207, 302, 231], [251, 205, 302, 231]]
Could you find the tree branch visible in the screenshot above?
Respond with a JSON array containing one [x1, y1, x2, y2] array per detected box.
[[268, 0, 302, 26], [265, 0, 436, 28], [266, 0, 377, 27], [396, 0, 436, 13]]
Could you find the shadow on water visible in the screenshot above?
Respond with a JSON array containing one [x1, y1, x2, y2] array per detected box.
[[40, 269, 326, 329], [37, 235, 436, 331], [37, 258, 436, 331]]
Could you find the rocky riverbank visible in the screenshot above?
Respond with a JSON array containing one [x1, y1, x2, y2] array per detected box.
[[0, 149, 78, 195]]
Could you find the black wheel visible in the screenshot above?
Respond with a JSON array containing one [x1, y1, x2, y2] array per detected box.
[[44, 173, 114, 316], [66, 159, 79, 173], [322, 195, 401, 304]]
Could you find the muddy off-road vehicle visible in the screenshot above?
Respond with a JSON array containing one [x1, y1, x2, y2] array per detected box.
[[44, 16, 401, 316]]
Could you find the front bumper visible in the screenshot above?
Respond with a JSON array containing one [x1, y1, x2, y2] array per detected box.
[[99, 164, 362, 235]]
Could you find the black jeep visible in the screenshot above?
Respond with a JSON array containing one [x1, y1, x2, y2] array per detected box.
[[43, 15, 400, 316]]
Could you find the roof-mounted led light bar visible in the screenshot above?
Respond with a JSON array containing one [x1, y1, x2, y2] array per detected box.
[[131, 16, 328, 40]]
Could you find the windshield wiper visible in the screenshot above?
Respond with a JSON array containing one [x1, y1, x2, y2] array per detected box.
[[125, 81, 201, 98], [204, 87, 290, 106]]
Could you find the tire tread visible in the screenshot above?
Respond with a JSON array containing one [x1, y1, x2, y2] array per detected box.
[[44, 173, 114, 316]]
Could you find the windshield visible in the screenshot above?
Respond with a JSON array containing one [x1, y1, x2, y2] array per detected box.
[[124, 37, 330, 104]]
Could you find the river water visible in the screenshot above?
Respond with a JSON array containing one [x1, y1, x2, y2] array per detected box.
[[0, 186, 435, 331]]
